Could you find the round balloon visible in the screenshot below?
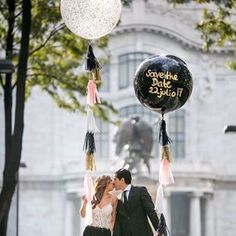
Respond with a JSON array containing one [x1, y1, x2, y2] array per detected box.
[[60, 0, 122, 40], [134, 55, 193, 114]]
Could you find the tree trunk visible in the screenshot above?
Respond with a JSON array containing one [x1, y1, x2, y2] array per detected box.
[[0, 0, 15, 232], [0, 0, 31, 234]]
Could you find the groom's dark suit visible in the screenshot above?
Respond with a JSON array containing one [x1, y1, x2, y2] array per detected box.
[[113, 185, 159, 236]]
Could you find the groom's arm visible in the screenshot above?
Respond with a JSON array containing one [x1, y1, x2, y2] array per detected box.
[[113, 216, 121, 236], [140, 186, 159, 231]]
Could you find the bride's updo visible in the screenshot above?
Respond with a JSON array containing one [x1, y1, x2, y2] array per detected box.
[[92, 175, 112, 209]]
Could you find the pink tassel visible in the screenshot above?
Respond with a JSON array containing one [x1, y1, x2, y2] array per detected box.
[[87, 80, 100, 106], [159, 159, 174, 186]]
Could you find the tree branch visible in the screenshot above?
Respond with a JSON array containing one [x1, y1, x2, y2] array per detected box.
[[29, 23, 65, 56], [26, 73, 58, 79]]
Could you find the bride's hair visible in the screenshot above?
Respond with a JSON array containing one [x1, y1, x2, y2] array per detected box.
[[92, 175, 112, 209]]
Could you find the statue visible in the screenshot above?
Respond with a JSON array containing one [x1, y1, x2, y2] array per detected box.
[[114, 115, 154, 175]]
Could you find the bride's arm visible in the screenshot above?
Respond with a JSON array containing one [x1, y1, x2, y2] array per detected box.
[[110, 196, 118, 232], [80, 195, 87, 218]]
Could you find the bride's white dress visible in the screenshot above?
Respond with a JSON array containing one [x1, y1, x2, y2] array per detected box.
[[91, 203, 113, 229]]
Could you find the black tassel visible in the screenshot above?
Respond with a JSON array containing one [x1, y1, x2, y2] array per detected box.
[[86, 44, 100, 72], [158, 213, 169, 236], [159, 119, 172, 146], [83, 132, 96, 154]]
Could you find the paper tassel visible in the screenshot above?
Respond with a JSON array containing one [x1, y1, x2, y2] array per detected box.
[[86, 44, 101, 82], [83, 132, 96, 154], [87, 80, 101, 106], [158, 213, 170, 236], [86, 108, 99, 133], [85, 152, 96, 171], [159, 119, 172, 146], [159, 156, 174, 186], [155, 115, 172, 236], [84, 172, 94, 225]]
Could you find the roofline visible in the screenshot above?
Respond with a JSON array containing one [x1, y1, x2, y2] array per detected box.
[[112, 24, 234, 54]]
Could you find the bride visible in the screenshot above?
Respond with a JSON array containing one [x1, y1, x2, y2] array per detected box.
[[80, 175, 118, 236]]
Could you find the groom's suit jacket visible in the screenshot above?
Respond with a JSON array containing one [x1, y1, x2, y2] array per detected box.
[[113, 185, 159, 236]]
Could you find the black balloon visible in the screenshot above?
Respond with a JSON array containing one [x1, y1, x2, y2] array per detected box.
[[133, 54, 193, 114]]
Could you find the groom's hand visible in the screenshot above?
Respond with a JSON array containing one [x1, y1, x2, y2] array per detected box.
[[155, 229, 161, 236]]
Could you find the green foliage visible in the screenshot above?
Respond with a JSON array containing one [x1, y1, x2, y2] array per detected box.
[[0, 0, 122, 120], [167, 0, 236, 70], [196, 6, 236, 50]]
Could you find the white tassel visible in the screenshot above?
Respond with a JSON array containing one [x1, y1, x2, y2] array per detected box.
[[86, 108, 99, 133], [155, 184, 164, 213]]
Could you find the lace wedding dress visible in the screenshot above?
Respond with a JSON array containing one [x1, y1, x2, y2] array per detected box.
[[83, 203, 113, 236]]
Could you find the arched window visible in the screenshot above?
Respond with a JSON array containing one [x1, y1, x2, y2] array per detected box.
[[169, 109, 186, 159], [119, 52, 152, 89], [100, 63, 110, 92]]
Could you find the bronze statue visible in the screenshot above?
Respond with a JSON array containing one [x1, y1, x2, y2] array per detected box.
[[114, 115, 153, 174]]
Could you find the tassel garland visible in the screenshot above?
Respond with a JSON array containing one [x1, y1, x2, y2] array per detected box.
[[155, 114, 173, 235], [158, 117, 174, 185], [83, 44, 102, 172]]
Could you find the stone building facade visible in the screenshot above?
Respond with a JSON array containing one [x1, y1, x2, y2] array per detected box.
[[1, 1, 236, 236]]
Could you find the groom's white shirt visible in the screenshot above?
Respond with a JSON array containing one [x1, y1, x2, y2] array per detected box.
[[123, 184, 131, 202]]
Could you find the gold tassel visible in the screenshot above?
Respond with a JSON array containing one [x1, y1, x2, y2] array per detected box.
[[161, 145, 171, 162], [85, 152, 96, 171], [92, 69, 101, 83]]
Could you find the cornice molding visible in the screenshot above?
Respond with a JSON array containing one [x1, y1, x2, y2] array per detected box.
[[112, 24, 234, 54]]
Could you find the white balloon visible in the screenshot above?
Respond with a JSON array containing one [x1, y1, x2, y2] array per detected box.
[[60, 0, 122, 40]]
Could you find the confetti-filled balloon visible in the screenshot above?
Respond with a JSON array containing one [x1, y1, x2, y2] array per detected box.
[[60, 0, 122, 39], [134, 55, 193, 114]]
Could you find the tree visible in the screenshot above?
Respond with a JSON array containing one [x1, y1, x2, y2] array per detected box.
[[168, 0, 236, 69], [0, 0, 127, 234]]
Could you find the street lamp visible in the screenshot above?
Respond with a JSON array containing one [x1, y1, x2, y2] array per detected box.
[[16, 162, 27, 236], [0, 59, 15, 74], [224, 125, 236, 133]]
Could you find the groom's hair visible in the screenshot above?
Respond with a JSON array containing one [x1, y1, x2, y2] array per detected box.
[[115, 168, 132, 184]]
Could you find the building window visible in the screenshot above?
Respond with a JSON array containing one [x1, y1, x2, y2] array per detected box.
[[95, 119, 109, 159], [119, 52, 152, 89], [169, 109, 185, 159], [100, 64, 110, 92], [119, 104, 159, 157], [171, 193, 190, 236]]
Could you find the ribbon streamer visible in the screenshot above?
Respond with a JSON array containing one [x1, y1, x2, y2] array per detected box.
[[84, 172, 94, 225]]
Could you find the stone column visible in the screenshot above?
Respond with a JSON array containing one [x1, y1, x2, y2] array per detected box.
[[205, 194, 214, 236], [64, 194, 75, 236], [190, 192, 202, 236]]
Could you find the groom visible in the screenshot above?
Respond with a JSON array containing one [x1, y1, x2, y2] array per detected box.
[[113, 168, 160, 236]]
